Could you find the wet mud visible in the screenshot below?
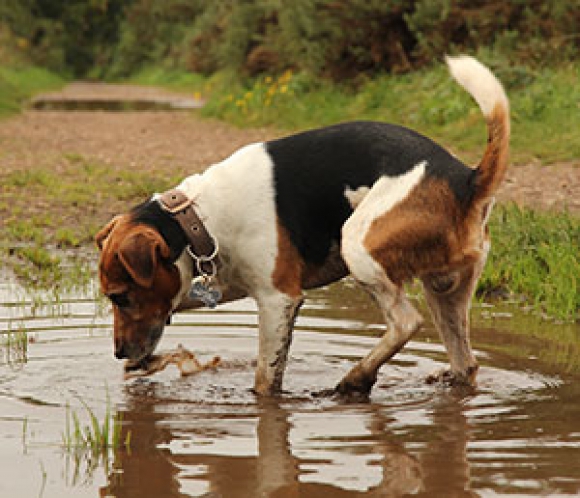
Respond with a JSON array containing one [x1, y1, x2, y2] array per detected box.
[[1, 276, 579, 497]]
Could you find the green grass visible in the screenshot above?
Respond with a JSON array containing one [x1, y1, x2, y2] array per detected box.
[[62, 398, 129, 454], [131, 59, 580, 166], [1, 153, 180, 290], [0, 65, 65, 117], [481, 204, 580, 322], [62, 395, 131, 483], [1, 326, 28, 366], [126, 66, 206, 94], [2, 159, 176, 206]]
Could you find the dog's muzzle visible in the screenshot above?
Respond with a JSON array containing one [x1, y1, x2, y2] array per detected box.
[[114, 324, 164, 362]]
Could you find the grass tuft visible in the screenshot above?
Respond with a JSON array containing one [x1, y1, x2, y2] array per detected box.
[[481, 204, 580, 322], [1, 325, 28, 366], [61, 393, 130, 486], [62, 394, 130, 457]]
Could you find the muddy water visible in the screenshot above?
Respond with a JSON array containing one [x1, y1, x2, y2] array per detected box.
[[1, 276, 579, 498]]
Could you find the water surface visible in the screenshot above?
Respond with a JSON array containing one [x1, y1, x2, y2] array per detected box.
[[1, 277, 579, 497]]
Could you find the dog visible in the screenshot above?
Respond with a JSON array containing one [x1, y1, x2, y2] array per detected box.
[[96, 56, 509, 396]]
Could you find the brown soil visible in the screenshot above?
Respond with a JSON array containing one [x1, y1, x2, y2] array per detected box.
[[1, 82, 579, 223], [0, 83, 273, 178]]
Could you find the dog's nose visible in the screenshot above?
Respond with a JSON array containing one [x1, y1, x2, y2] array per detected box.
[[115, 341, 128, 359]]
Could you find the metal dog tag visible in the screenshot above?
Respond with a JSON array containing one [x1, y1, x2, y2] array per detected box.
[[188, 276, 222, 309]]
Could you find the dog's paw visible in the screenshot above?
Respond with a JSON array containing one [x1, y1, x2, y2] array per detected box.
[[426, 366, 478, 387], [311, 386, 370, 403], [334, 364, 377, 396], [311, 388, 337, 398]]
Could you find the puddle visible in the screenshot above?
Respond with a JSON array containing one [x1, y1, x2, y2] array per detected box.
[[29, 82, 204, 112], [30, 98, 203, 112], [1, 276, 579, 497]]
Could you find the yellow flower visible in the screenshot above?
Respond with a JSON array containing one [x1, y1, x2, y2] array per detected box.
[[279, 69, 293, 83]]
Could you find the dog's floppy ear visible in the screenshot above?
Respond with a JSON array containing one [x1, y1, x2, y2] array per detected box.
[[117, 229, 171, 288], [95, 216, 122, 251]]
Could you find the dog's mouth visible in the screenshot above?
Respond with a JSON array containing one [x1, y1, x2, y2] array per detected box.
[[116, 322, 165, 367], [124, 354, 157, 373]]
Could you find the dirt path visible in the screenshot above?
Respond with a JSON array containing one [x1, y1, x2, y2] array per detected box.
[[0, 83, 273, 178], [1, 82, 580, 219]]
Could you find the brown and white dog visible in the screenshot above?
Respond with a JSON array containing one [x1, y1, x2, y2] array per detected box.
[[96, 56, 509, 396]]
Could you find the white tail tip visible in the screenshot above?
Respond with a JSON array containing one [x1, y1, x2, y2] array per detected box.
[[446, 55, 509, 117]]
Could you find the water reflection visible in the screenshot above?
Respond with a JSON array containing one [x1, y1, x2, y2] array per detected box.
[[97, 360, 580, 498], [104, 385, 185, 498], [101, 386, 492, 497], [417, 394, 476, 498]]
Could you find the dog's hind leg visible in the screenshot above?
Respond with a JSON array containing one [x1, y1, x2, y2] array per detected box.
[[337, 221, 423, 396], [334, 268, 423, 395], [421, 260, 484, 386], [254, 290, 304, 396], [335, 168, 427, 396]]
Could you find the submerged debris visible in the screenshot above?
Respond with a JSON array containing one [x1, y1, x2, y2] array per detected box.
[[124, 344, 220, 380]]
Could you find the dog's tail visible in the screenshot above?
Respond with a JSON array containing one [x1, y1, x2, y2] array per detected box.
[[446, 55, 510, 208]]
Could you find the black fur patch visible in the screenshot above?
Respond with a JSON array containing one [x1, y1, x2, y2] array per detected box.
[[267, 121, 474, 265], [130, 200, 188, 262]]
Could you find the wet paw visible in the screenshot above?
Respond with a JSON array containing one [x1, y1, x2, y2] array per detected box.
[[311, 388, 336, 398], [311, 386, 371, 402], [333, 369, 376, 400], [426, 366, 478, 387]]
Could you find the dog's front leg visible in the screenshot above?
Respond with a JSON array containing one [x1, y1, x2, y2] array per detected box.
[[254, 291, 303, 396]]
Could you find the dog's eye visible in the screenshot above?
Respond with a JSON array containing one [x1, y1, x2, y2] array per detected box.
[[108, 293, 130, 308]]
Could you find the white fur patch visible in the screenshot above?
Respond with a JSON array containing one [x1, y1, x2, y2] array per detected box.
[[341, 161, 426, 285], [171, 250, 194, 311], [175, 142, 279, 294], [446, 55, 509, 118], [344, 186, 370, 209]]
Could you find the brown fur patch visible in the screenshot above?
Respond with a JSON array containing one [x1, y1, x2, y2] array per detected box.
[[364, 177, 470, 285], [272, 221, 304, 297], [97, 217, 183, 360], [473, 103, 510, 206], [272, 222, 350, 294]]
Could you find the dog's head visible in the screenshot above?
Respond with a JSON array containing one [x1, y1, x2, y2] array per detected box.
[[96, 210, 188, 362]]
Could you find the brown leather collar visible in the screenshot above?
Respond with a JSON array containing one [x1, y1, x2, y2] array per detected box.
[[157, 189, 217, 266]]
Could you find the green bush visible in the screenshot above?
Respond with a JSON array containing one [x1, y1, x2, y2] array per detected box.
[[105, 0, 580, 80], [3, 1, 580, 78]]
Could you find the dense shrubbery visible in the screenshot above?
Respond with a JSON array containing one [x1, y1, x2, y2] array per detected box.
[[1, 0, 579, 78], [0, 0, 125, 76]]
